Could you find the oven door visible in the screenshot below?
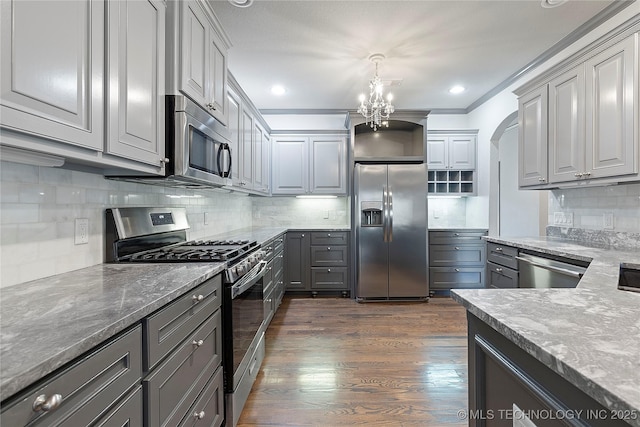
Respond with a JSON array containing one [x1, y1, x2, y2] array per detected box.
[[170, 96, 232, 187], [224, 260, 267, 392]]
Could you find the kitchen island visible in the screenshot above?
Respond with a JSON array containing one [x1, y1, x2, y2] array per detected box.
[[452, 236, 640, 426]]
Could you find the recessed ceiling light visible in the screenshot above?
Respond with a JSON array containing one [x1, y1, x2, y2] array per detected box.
[[228, 0, 253, 8], [271, 85, 286, 96], [541, 0, 568, 8], [449, 85, 466, 94]]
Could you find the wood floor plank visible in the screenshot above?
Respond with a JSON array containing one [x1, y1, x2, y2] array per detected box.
[[237, 296, 468, 426]]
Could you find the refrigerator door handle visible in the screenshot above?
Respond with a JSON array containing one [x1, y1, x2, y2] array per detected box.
[[382, 185, 388, 242], [388, 186, 393, 242]]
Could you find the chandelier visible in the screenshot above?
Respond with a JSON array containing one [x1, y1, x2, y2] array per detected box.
[[358, 53, 395, 131]]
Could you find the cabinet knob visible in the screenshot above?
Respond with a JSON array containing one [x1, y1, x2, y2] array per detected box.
[[192, 339, 204, 347], [194, 410, 206, 420], [327, 247, 331, 251], [574, 172, 583, 178], [454, 247, 460, 250], [455, 268, 460, 272], [496, 268, 503, 273], [33, 394, 63, 413], [538, 177, 546, 182], [161, 157, 170, 165], [454, 233, 460, 236], [327, 268, 331, 273], [327, 233, 331, 237], [206, 102, 216, 111], [495, 247, 503, 252], [584, 171, 591, 177], [192, 294, 204, 303], [301, 234, 305, 237]]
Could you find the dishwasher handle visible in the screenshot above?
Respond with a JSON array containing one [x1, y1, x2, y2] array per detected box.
[[515, 255, 584, 279]]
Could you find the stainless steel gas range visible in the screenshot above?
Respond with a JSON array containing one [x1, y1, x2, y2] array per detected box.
[[106, 207, 266, 427]]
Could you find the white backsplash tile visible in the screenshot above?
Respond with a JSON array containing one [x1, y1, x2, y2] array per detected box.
[[428, 197, 468, 228]]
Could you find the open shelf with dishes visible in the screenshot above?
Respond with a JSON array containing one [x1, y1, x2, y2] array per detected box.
[[428, 170, 475, 196]]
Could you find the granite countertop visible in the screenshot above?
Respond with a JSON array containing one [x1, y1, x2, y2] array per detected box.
[[0, 226, 348, 402], [451, 236, 640, 426]]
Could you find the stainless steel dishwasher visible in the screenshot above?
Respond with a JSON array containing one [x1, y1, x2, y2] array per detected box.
[[516, 252, 588, 288]]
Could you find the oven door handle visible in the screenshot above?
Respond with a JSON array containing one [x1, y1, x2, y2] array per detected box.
[[231, 260, 268, 299]]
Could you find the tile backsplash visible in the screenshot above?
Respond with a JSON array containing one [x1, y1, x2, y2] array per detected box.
[[0, 161, 348, 288], [428, 197, 468, 228], [547, 183, 640, 249]]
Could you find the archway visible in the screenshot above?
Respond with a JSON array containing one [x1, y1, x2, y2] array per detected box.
[[489, 112, 547, 236]]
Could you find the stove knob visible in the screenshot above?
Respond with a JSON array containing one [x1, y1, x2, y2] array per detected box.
[[235, 264, 244, 275]]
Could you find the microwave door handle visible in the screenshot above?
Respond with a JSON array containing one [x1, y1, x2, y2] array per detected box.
[[224, 144, 232, 178], [217, 144, 224, 177]]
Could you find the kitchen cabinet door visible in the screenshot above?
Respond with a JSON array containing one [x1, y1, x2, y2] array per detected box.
[[426, 136, 448, 170], [518, 85, 548, 187], [227, 88, 242, 185], [448, 135, 476, 169], [0, 0, 104, 150], [310, 136, 347, 194], [241, 110, 254, 189], [261, 132, 271, 194], [548, 65, 585, 184], [178, 0, 228, 125], [272, 136, 309, 194], [585, 34, 637, 179], [106, 0, 165, 167], [253, 122, 266, 193], [284, 232, 310, 291]]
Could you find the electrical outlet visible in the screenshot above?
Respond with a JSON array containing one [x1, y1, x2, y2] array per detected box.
[[553, 212, 573, 227], [603, 212, 614, 230], [74, 218, 89, 245]]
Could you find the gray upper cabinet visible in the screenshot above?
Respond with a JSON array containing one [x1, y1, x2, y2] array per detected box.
[[1, 0, 166, 174], [171, 0, 229, 126], [584, 35, 637, 179], [0, 0, 104, 151], [272, 134, 347, 195], [106, 0, 166, 167], [253, 122, 268, 193], [549, 65, 585, 184], [426, 134, 476, 170], [518, 85, 549, 187], [272, 136, 309, 194], [516, 29, 639, 189]]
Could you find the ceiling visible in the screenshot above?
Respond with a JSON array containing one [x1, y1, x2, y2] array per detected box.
[[208, 0, 627, 113]]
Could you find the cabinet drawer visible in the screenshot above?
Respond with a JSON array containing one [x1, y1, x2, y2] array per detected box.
[[1, 326, 142, 427], [95, 386, 142, 427], [487, 242, 519, 269], [273, 235, 285, 255], [429, 244, 486, 267], [429, 230, 487, 244], [178, 366, 224, 427], [487, 261, 519, 289], [429, 267, 485, 290], [310, 231, 348, 246], [144, 310, 222, 427], [310, 245, 348, 266], [144, 275, 221, 370], [311, 267, 348, 290], [273, 250, 284, 279]]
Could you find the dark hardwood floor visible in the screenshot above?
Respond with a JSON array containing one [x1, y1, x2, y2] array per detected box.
[[238, 296, 469, 426]]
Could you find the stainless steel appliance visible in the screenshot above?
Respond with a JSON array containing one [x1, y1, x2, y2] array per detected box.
[[517, 252, 587, 288], [354, 163, 428, 301], [111, 95, 232, 189], [105, 207, 266, 427]]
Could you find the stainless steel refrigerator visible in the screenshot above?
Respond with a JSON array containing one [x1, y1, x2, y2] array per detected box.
[[354, 163, 428, 301]]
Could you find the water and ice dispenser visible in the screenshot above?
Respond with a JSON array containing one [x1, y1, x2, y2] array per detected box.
[[361, 201, 383, 226]]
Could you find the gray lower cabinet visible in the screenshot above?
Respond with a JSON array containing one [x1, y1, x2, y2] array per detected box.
[[468, 313, 629, 427], [428, 230, 487, 293], [284, 231, 350, 296], [263, 233, 285, 329], [1, 325, 143, 427], [486, 242, 519, 289], [143, 275, 224, 427], [95, 386, 143, 427]]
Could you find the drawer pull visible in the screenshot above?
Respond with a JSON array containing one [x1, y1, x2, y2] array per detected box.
[[495, 247, 503, 252], [33, 393, 63, 413], [192, 339, 204, 347], [454, 247, 460, 250], [454, 233, 460, 236], [192, 294, 204, 303], [327, 247, 331, 251], [194, 410, 206, 420], [496, 268, 503, 273], [455, 268, 460, 272], [327, 233, 331, 237], [327, 268, 331, 273]]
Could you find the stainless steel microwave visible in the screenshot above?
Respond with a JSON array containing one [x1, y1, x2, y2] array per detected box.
[[110, 95, 232, 189]]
